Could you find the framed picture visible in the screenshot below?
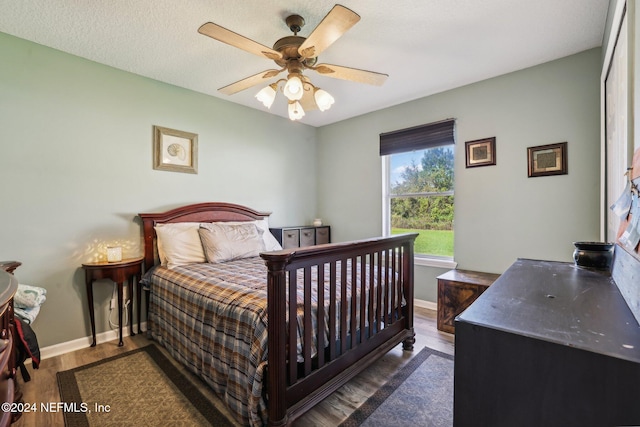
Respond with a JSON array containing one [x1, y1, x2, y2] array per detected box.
[[465, 137, 496, 168], [527, 142, 567, 178], [153, 125, 198, 174]]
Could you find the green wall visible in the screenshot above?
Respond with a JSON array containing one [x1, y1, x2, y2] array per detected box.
[[316, 48, 602, 302], [0, 29, 604, 349], [0, 32, 318, 348]]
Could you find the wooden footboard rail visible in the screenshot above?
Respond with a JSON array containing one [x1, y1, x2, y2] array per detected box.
[[260, 233, 418, 426]]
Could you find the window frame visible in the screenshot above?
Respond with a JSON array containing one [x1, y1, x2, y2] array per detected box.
[[382, 154, 457, 269]]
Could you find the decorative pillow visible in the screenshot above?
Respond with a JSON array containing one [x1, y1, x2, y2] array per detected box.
[[198, 222, 266, 263], [154, 222, 206, 269], [223, 219, 282, 251]]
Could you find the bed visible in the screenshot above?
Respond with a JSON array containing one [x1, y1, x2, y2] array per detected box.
[[139, 202, 417, 426]]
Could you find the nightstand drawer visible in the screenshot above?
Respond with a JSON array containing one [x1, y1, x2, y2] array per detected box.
[[282, 229, 300, 249], [300, 228, 315, 247], [315, 227, 330, 244]]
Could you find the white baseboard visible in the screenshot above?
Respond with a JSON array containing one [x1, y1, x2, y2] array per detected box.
[[414, 298, 437, 311], [39, 322, 147, 360]]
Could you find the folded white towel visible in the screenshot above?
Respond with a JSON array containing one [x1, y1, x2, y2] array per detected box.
[[14, 284, 47, 309], [14, 304, 41, 324]]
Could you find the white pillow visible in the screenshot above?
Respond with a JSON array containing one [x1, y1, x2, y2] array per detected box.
[[256, 218, 283, 251], [223, 219, 282, 251], [154, 222, 206, 269], [198, 222, 266, 263]]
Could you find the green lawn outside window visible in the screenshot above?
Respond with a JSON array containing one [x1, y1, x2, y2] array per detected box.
[[392, 228, 454, 258]]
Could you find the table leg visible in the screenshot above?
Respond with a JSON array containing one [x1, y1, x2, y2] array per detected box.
[[136, 275, 142, 334], [145, 289, 150, 326], [86, 275, 97, 347], [128, 278, 135, 337], [117, 281, 123, 347]]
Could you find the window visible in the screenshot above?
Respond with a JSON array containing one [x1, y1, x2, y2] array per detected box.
[[381, 119, 455, 264]]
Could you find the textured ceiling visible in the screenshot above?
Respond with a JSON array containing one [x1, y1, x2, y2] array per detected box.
[[0, 0, 609, 127]]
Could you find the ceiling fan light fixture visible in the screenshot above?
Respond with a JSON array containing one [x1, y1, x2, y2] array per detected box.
[[288, 100, 305, 120], [200, 5, 389, 122], [255, 84, 277, 108], [314, 88, 335, 112], [283, 75, 304, 101]]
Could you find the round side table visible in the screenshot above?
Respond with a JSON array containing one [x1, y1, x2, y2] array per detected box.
[[81, 257, 143, 347]]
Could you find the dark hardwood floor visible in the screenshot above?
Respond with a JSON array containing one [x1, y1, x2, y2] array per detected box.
[[14, 306, 453, 427]]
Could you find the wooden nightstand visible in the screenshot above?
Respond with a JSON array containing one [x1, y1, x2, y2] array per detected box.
[[437, 269, 500, 334], [81, 257, 143, 347], [0, 262, 20, 425]]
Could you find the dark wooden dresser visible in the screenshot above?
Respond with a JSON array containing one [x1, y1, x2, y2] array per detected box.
[[454, 254, 640, 427], [0, 270, 18, 427]]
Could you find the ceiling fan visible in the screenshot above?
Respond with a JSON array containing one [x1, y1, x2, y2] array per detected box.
[[198, 4, 388, 120]]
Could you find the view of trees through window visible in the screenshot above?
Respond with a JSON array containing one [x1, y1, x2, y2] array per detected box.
[[389, 146, 454, 257]]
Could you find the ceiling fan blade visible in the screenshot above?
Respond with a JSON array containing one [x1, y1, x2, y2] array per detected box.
[[298, 5, 360, 59], [313, 63, 388, 86], [299, 88, 319, 111], [219, 69, 284, 95], [198, 22, 283, 61]]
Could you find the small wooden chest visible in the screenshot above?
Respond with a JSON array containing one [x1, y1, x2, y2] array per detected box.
[[437, 269, 500, 333]]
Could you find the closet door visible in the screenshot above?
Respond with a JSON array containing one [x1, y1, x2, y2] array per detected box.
[[604, 5, 629, 242]]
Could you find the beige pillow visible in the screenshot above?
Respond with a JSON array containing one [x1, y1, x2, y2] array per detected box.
[[223, 219, 282, 251], [154, 222, 206, 269], [198, 222, 266, 263]]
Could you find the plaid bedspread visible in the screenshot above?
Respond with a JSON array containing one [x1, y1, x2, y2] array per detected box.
[[146, 256, 378, 426]]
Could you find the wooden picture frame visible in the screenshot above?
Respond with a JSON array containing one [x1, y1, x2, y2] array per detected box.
[[465, 137, 496, 168], [153, 125, 198, 174], [527, 142, 567, 178]]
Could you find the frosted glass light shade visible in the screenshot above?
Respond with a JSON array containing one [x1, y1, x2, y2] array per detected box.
[[283, 76, 303, 101], [314, 89, 335, 111], [107, 246, 122, 263], [255, 85, 276, 108], [288, 101, 305, 120]]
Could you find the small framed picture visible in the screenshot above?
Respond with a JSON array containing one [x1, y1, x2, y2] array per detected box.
[[153, 125, 198, 174], [527, 142, 567, 178], [465, 137, 496, 168]]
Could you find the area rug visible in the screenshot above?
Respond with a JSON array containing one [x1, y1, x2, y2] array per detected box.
[[57, 344, 234, 427], [340, 346, 454, 427]]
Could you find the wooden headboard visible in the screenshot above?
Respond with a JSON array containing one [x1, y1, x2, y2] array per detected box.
[[138, 202, 271, 270]]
